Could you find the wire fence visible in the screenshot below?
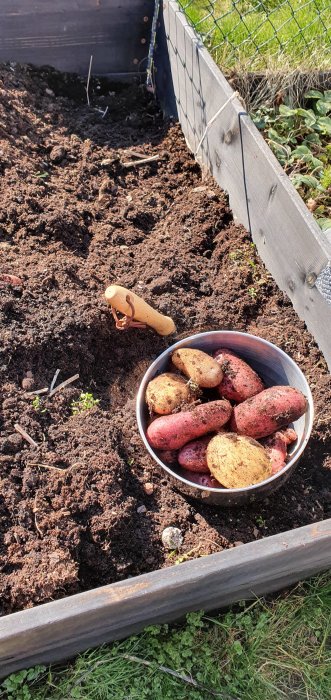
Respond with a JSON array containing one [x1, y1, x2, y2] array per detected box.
[[179, 1, 331, 73]]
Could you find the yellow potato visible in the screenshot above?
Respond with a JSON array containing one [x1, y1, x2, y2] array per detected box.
[[146, 372, 192, 415], [206, 433, 272, 488], [171, 348, 223, 388]]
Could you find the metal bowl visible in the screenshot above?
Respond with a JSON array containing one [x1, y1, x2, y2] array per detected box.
[[136, 331, 314, 505]]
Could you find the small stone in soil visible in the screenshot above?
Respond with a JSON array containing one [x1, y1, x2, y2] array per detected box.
[[143, 482, 154, 495], [137, 505, 147, 514], [161, 527, 183, 550]]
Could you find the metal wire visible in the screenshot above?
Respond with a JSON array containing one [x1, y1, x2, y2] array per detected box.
[[179, 0, 331, 72]]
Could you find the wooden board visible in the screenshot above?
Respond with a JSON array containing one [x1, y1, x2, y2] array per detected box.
[[156, 1, 331, 370], [0, 1, 152, 77], [1, 518, 331, 677]]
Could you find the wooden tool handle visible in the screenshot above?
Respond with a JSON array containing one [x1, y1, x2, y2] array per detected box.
[[105, 285, 176, 336]]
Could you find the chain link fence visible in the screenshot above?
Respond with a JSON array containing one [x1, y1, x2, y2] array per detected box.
[[179, 1, 331, 73]]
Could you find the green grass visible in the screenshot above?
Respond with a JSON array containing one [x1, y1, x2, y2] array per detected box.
[[2, 572, 331, 700], [181, 0, 331, 72]]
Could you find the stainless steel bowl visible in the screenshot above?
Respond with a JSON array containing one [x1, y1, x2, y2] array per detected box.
[[136, 331, 314, 505]]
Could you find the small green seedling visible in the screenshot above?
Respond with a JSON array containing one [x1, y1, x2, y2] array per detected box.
[[71, 392, 100, 415], [32, 396, 46, 414], [255, 514, 266, 528]]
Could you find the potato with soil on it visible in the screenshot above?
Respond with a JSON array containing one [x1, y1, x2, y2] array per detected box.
[[172, 348, 223, 388], [207, 433, 272, 488], [145, 372, 193, 415], [181, 469, 222, 489], [261, 428, 298, 474], [214, 347, 264, 402], [147, 399, 232, 450], [178, 436, 212, 473], [230, 386, 308, 439]]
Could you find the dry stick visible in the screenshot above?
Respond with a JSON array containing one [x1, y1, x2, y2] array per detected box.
[[124, 149, 151, 159], [14, 423, 38, 448], [50, 368, 60, 393], [49, 373, 79, 398], [33, 495, 43, 538], [121, 655, 232, 698], [86, 55, 93, 107], [27, 387, 49, 396], [121, 154, 160, 168], [28, 463, 68, 473]]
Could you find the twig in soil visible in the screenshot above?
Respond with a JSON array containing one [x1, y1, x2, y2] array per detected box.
[[48, 373, 79, 398], [124, 149, 150, 159], [50, 368, 60, 393], [86, 55, 93, 107], [94, 106, 109, 119], [28, 463, 68, 473], [121, 655, 231, 698], [26, 387, 49, 396], [121, 154, 160, 168], [14, 423, 38, 448], [33, 495, 43, 538]]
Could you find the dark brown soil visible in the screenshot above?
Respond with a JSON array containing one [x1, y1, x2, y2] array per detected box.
[[0, 63, 330, 616]]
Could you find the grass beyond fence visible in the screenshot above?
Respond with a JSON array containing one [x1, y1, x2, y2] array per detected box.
[[2, 573, 331, 700], [180, 0, 331, 72]]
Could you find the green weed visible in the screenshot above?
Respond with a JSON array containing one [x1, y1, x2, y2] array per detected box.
[[70, 392, 100, 415], [31, 396, 46, 414], [252, 90, 331, 230]]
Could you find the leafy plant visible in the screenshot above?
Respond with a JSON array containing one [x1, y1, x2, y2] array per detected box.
[[32, 396, 46, 414], [1, 666, 46, 700], [71, 392, 100, 415], [252, 90, 331, 230]]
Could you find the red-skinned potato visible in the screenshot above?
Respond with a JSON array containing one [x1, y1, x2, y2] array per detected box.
[[214, 347, 264, 403], [147, 399, 232, 450], [230, 386, 307, 439], [261, 428, 298, 474], [172, 348, 223, 388], [158, 449, 178, 465], [181, 469, 222, 489], [178, 436, 211, 473]]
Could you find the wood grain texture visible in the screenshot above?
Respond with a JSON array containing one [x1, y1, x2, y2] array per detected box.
[[158, 1, 331, 370], [1, 519, 331, 677], [0, 0, 152, 76]]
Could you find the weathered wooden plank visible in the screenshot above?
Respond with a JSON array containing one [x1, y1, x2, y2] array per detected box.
[[0, 0, 152, 76], [1, 519, 331, 677], [157, 1, 331, 369]]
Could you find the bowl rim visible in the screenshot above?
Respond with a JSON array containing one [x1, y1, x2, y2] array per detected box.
[[136, 330, 314, 495]]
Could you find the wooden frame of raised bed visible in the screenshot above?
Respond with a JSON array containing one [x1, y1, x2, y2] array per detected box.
[[1, 0, 331, 679]]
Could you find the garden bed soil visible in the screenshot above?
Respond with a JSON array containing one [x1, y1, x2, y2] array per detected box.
[[0, 63, 330, 616]]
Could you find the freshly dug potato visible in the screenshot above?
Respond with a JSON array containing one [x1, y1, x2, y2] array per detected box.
[[230, 386, 307, 439], [214, 347, 264, 402], [147, 399, 232, 450], [207, 433, 272, 488], [178, 436, 211, 473], [172, 348, 223, 388], [181, 469, 222, 489], [261, 428, 298, 474], [158, 449, 179, 465], [145, 372, 192, 415]]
